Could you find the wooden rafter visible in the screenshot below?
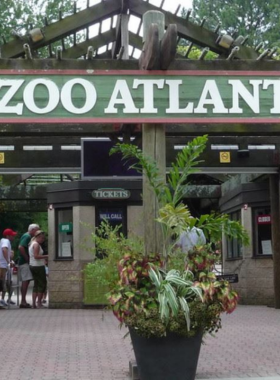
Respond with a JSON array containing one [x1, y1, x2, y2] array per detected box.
[[1, 0, 122, 58], [60, 29, 116, 59], [129, 0, 258, 60]]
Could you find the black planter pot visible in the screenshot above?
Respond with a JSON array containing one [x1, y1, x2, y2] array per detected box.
[[129, 328, 203, 380]]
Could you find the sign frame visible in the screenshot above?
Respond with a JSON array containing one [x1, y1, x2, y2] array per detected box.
[[1, 69, 280, 124]]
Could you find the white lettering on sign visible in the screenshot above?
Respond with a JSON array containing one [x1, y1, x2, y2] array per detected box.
[[165, 80, 194, 113], [257, 215, 271, 224], [92, 188, 130, 199], [263, 80, 280, 113], [193, 80, 228, 114], [100, 213, 123, 220], [0, 79, 24, 115], [104, 80, 139, 114], [228, 80, 262, 114], [24, 79, 60, 114], [2, 77, 280, 117], [133, 79, 165, 113], [60, 78, 97, 114]]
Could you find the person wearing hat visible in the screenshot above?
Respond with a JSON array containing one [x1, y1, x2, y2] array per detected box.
[[0, 228, 17, 309]]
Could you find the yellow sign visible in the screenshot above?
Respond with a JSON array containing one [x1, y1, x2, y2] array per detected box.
[[220, 152, 231, 163], [0, 152, 4, 164]]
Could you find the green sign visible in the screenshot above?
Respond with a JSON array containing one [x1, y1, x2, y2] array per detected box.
[[59, 222, 73, 233], [1, 70, 280, 123], [92, 188, 131, 199]]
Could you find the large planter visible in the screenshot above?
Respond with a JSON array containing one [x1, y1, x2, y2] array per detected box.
[[129, 328, 203, 380]]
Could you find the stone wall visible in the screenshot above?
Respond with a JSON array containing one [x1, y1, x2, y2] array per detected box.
[[48, 204, 144, 308], [223, 207, 274, 306], [48, 206, 95, 308]]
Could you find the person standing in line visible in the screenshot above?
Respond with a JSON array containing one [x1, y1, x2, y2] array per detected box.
[[29, 230, 48, 308], [6, 250, 16, 305], [18, 223, 39, 308], [0, 229, 17, 308]]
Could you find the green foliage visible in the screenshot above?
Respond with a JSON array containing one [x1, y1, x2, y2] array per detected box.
[[85, 136, 248, 338], [83, 222, 144, 290], [188, 0, 280, 47], [177, 45, 218, 60], [0, 1, 74, 38], [0, 0, 84, 57], [149, 267, 203, 330], [107, 249, 162, 323], [111, 136, 249, 261], [0, 211, 48, 259]]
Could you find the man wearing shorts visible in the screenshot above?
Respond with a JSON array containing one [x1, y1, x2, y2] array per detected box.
[[18, 224, 39, 308], [0, 229, 17, 309]]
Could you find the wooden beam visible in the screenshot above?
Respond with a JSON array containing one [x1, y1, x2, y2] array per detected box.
[[183, 185, 221, 198], [0, 124, 125, 136], [111, 15, 122, 59], [160, 24, 177, 69], [139, 24, 160, 69], [166, 138, 280, 168], [0, 57, 139, 70], [2, 174, 33, 186], [129, 0, 258, 59], [1, 122, 280, 138], [1, 0, 122, 58], [0, 200, 47, 212], [0, 185, 46, 200], [61, 29, 116, 59], [112, 12, 130, 59], [129, 31, 143, 51], [121, 14, 130, 59], [2, 55, 280, 71], [1, 135, 280, 146], [141, 10, 166, 257], [165, 123, 280, 136]]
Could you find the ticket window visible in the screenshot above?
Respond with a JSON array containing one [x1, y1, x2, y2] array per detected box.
[[254, 207, 272, 256], [96, 206, 127, 235], [57, 208, 73, 259]]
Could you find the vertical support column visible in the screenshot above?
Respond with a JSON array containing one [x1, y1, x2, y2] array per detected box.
[[142, 11, 165, 256], [269, 174, 280, 308], [143, 124, 166, 255], [121, 14, 129, 59]]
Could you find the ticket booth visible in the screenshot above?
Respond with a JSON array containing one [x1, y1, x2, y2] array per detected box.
[[220, 181, 274, 306], [47, 178, 143, 308]]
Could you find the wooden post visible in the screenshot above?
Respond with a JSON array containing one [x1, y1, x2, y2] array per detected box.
[[142, 11, 165, 256], [121, 14, 129, 59], [269, 174, 280, 308]]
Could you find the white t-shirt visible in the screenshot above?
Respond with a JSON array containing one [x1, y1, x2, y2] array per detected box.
[[178, 227, 206, 253], [29, 242, 45, 267], [0, 238, 12, 269]]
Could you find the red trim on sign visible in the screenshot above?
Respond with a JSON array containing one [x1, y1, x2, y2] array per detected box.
[[1, 117, 280, 124], [1, 69, 280, 76]]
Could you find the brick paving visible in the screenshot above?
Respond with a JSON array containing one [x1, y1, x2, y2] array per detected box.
[[0, 305, 280, 380]]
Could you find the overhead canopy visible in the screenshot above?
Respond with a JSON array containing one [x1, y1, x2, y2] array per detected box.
[[0, 0, 279, 185]]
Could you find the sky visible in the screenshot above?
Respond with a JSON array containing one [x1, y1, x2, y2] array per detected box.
[[76, 0, 193, 57], [78, 0, 193, 13]]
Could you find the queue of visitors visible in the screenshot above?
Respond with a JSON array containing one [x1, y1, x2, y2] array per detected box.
[[0, 223, 48, 310]]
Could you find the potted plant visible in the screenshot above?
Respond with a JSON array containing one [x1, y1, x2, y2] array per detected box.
[[84, 135, 249, 380]]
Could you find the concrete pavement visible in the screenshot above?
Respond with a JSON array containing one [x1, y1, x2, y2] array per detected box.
[[0, 305, 280, 380]]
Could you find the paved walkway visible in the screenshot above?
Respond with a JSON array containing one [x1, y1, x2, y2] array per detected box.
[[1, 305, 280, 380]]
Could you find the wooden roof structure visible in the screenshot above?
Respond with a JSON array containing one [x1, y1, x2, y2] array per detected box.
[[1, 0, 280, 185], [0, 0, 268, 61]]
